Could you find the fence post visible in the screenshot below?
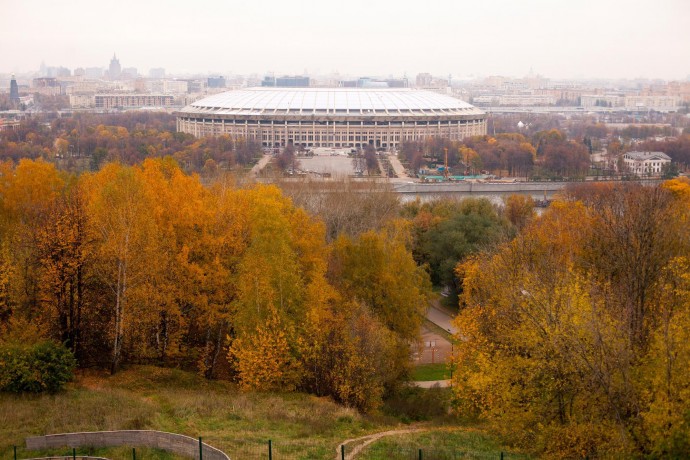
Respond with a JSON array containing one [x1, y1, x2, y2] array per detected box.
[[14, 445, 17, 460], [268, 439, 272, 460], [341, 444, 345, 460], [73, 447, 76, 460], [133, 447, 136, 460], [418, 448, 423, 460], [199, 436, 203, 460], [500, 452, 504, 460]]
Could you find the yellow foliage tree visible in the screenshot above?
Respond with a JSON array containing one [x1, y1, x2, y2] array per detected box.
[[228, 307, 301, 391]]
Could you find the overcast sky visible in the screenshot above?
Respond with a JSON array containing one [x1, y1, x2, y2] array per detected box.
[[2, 0, 689, 80]]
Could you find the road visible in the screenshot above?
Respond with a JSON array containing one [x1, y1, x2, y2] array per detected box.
[[426, 302, 458, 335], [412, 300, 457, 371], [249, 154, 272, 177], [413, 380, 451, 388]]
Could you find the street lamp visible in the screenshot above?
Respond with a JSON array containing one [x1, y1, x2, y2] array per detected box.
[[447, 328, 454, 384]]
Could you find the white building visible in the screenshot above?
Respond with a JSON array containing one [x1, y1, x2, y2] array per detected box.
[[69, 94, 96, 108], [623, 151, 671, 175], [176, 87, 486, 149]]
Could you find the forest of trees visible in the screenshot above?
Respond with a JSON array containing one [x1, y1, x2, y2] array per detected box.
[[4, 112, 689, 181], [0, 158, 436, 411], [453, 180, 690, 457], [398, 130, 591, 179], [0, 113, 262, 173]]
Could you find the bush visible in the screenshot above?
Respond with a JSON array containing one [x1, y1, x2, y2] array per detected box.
[[0, 341, 76, 393], [383, 386, 451, 421]]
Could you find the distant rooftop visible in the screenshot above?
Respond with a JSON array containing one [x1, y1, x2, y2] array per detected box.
[[183, 87, 483, 117], [624, 151, 671, 161]]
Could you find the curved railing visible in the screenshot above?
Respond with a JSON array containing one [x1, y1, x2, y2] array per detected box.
[[25, 430, 229, 460]]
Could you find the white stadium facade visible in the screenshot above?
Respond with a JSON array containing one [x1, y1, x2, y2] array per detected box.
[[176, 88, 487, 149]]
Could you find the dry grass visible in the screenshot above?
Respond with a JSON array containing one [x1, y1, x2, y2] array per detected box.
[[0, 366, 374, 459], [1, 366, 519, 459]]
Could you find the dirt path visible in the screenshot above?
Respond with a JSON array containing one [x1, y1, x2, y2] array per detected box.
[[336, 427, 429, 460], [249, 154, 272, 177], [387, 153, 409, 178]]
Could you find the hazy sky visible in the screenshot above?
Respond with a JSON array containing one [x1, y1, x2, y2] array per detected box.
[[2, 0, 689, 80]]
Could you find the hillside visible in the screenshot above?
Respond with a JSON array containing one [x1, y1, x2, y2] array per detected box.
[[0, 366, 522, 459]]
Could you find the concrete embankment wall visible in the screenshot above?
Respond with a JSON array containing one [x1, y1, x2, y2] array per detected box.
[[392, 179, 662, 195], [392, 181, 567, 194], [26, 431, 229, 460]]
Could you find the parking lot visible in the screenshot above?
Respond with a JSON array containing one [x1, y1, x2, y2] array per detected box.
[[297, 155, 356, 177]]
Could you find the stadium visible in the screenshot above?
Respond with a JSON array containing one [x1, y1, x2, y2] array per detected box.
[[176, 88, 486, 150]]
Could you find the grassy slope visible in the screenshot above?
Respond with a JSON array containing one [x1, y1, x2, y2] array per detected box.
[[0, 366, 523, 459], [359, 429, 530, 460]]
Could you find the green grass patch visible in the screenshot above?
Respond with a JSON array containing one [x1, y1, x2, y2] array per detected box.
[[15, 445, 186, 460], [358, 428, 530, 459], [412, 363, 450, 381]]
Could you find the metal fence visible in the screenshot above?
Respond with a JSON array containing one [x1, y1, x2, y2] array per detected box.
[[8, 440, 521, 460]]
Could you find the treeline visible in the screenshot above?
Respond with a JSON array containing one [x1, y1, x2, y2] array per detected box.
[[280, 179, 517, 307], [639, 134, 690, 169], [0, 158, 430, 411], [0, 113, 262, 173], [452, 180, 690, 457], [399, 130, 590, 179]]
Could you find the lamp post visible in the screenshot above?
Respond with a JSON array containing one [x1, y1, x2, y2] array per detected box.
[[447, 328, 454, 383]]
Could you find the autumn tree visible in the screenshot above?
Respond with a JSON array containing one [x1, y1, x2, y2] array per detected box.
[[452, 184, 690, 457], [409, 198, 512, 305], [36, 184, 91, 361], [363, 144, 379, 175], [300, 298, 402, 411], [83, 163, 157, 373], [502, 194, 535, 230], [329, 225, 430, 388], [281, 179, 400, 241]]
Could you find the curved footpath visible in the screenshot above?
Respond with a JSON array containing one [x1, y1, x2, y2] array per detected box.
[[337, 428, 429, 460]]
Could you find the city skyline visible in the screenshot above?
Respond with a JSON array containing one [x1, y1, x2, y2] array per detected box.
[[2, 0, 689, 80]]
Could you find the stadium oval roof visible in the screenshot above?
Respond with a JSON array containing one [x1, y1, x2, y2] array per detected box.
[[181, 87, 484, 117]]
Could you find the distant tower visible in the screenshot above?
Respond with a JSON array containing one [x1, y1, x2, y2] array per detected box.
[[109, 53, 121, 80], [9, 75, 20, 103]]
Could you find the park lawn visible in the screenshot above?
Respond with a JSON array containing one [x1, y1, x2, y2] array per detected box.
[[412, 363, 450, 381]]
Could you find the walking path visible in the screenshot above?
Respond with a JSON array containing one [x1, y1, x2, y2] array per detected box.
[[337, 428, 428, 460], [386, 153, 409, 178], [249, 154, 272, 177], [426, 301, 458, 335], [412, 380, 451, 388]]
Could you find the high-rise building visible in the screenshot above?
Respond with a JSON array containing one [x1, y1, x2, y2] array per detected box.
[[416, 73, 433, 87], [109, 53, 122, 80], [207, 76, 226, 88], [85, 67, 104, 79], [261, 75, 310, 87], [149, 68, 165, 79], [122, 67, 138, 79], [9, 75, 20, 103]]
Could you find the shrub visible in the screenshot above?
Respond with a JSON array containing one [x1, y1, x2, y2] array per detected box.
[[383, 386, 451, 421], [0, 341, 76, 393]]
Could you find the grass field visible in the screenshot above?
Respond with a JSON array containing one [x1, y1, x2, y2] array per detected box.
[[0, 366, 524, 460], [358, 429, 530, 460], [411, 363, 450, 381]]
